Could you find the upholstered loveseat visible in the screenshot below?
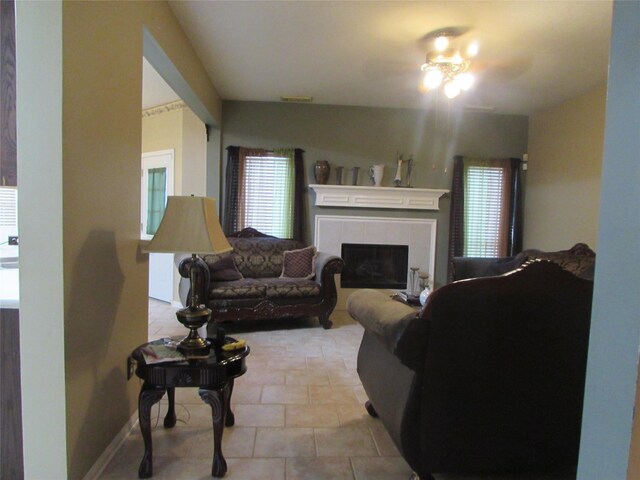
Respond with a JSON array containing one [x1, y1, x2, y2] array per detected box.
[[178, 228, 344, 329], [347, 245, 595, 479], [451, 242, 595, 282]]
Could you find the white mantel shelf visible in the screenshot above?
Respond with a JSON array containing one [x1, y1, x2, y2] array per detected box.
[[309, 184, 449, 211]]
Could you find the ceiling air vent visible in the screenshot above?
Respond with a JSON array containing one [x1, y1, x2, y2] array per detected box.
[[280, 96, 313, 103]]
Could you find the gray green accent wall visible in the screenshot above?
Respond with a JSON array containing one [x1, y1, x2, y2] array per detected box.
[[222, 101, 528, 287]]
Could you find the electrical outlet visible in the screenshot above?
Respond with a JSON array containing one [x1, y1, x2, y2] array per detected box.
[[8, 236, 18, 245], [127, 356, 135, 380]]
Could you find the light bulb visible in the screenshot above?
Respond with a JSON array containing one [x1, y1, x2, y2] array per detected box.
[[466, 41, 479, 57], [456, 73, 474, 91], [444, 81, 461, 99], [434, 35, 449, 52], [423, 68, 443, 90]]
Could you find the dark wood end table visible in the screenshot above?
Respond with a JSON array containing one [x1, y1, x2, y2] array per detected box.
[[130, 337, 249, 478]]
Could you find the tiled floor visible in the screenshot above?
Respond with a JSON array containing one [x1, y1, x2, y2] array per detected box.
[[99, 299, 575, 480]]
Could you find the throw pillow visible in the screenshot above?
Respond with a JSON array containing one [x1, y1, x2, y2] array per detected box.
[[280, 246, 317, 279], [209, 255, 243, 282]]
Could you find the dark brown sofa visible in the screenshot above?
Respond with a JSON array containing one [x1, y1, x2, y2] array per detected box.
[[347, 246, 595, 479], [178, 228, 344, 329]]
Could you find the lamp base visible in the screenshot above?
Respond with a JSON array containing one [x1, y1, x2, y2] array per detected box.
[[176, 305, 212, 356]]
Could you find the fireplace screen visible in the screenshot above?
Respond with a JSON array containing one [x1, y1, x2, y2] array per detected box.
[[341, 243, 409, 289]]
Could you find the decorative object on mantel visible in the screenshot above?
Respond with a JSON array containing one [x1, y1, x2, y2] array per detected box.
[[393, 152, 414, 188], [308, 184, 449, 211], [369, 164, 384, 187], [314, 160, 330, 184], [335, 166, 343, 185], [351, 167, 360, 186], [406, 156, 414, 188], [393, 152, 404, 187]]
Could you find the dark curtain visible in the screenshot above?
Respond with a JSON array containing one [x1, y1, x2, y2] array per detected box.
[[447, 155, 465, 282], [222, 146, 240, 234], [222, 146, 306, 242], [447, 155, 523, 282], [507, 157, 524, 255], [292, 148, 305, 243]]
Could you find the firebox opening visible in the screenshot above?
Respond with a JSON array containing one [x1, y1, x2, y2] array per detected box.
[[340, 243, 408, 289]]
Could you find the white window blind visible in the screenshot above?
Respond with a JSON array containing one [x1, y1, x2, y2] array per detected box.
[[243, 156, 294, 238], [0, 187, 17, 228], [463, 165, 505, 257]]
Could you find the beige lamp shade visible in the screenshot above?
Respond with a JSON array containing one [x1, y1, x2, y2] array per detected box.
[[144, 196, 232, 254]]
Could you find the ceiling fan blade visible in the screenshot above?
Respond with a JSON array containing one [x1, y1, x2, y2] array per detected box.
[[362, 58, 418, 81], [417, 26, 471, 45]]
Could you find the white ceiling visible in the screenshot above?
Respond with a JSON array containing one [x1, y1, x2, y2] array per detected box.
[[144, 1, 613, 115], [142, 58, 179, 110]]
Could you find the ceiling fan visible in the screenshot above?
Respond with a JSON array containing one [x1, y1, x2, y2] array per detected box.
[[363, 25, 531, 101], [418, 27, 478, 98]]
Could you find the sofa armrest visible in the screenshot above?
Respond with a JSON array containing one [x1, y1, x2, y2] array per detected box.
[[347, 289, 421, 366], [315, 251, 344, 288], [176, 254, 210, 307]]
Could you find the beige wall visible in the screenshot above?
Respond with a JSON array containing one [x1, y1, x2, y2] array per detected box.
[[56, 3, 220, 478], [142, 103, 207, 304], [524, 85, 606, 250], [181, 106, 208, 196], [142, 105, 184, 194], [142, 103, 208, 197]]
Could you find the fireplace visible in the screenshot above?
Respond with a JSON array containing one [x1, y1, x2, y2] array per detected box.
[[341, 243, 408, 289], [314, 215, 437, 306]]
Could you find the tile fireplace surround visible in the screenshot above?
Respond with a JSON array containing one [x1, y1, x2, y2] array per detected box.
[[314, 215, 437, 295]]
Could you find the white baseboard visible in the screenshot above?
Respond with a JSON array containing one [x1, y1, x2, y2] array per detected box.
[[82, 411, 139, 480], [171, 300, 183, 309]]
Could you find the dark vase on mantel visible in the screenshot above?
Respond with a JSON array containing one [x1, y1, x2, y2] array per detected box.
[[314, 160, 330, 184]]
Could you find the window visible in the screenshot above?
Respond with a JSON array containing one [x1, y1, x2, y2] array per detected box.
[[448, 156, 523, 280], [463, 165, 508, 257], [146, 167, 167, 235], [141, 150, 174, 240], [241, 156, 294, 238], [224, 147, 305, 241]]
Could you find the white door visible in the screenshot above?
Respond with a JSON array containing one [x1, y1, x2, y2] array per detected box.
[[141, 150, 175, 303]]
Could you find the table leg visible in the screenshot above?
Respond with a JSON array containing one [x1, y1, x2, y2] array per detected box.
[[199, 384, 230, 478], [225, 379, 235, 427], [138, 383, 166, 479], [164, 387, 176, 428]]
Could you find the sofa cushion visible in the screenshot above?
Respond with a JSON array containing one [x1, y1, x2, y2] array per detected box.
[[209, 278, 266, 299], [229, 236, 305, 278], [264, 278, 321, 298], [209, 255, 243, 282], [280, 246, 317, 279]]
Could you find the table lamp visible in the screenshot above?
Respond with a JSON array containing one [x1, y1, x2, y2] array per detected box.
[[144, 196, 232, 355]]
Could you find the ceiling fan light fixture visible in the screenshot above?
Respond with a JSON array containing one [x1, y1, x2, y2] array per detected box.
[[466, 41, 480, 57], [455, 72, 474, 91], [420, 31, 477, 99], [423, 68, 444, 90], [444, 81, 461, 99], [434, 34, 449, 52]]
